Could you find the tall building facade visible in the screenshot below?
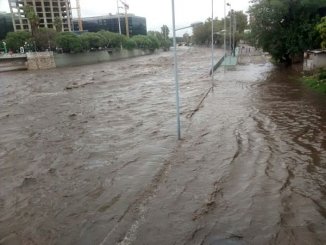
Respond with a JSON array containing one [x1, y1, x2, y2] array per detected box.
[[75, 14, 147, 36], [8, 0, 72, 32], [0, 12, 14, 39]]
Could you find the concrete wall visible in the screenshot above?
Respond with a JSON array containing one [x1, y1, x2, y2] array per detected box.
[[0, 49, 156, 73], [314, 53, 326, 68], [53, 49, 155, 68], [304, 52, 326, 71], [27, 52, 56, 70], [0, 56, 27, 72]]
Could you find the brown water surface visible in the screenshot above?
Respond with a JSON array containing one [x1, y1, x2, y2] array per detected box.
[[0, 47, 325, 245]]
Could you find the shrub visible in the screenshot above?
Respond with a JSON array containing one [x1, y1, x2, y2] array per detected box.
[[123, 39, 136, 50], [80, 32, 106, 51], [55, 32, 82, 53], [5, 31, 32, 52]]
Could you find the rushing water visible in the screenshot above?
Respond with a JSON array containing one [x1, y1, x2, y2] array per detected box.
[[0, 47, 325, 245]]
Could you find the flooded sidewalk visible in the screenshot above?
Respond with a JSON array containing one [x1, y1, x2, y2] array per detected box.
[[0, 47, 325, 245]]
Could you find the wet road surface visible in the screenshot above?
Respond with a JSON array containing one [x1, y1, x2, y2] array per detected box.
[[0, 47, 325, 245]]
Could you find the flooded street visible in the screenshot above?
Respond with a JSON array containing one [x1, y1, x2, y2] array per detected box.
[[0, 47, 325, 245]]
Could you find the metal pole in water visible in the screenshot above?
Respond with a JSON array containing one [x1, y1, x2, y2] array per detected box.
[[224, 0, 226, 72], [171, 0, 181, 140], [229, 7, 232, 65], [211, 0, 214, 88], [117, 0, 122, 50]]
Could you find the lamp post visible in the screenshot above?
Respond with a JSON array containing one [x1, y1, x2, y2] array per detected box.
[[117, 0, 122, 50], [233, 13, 236, 56], [171, 0, 181, 140], [224, 0, 226, 72], [117, 0, 122, 35], [226, 3, 232, 64], [211, 0, 214, 88]]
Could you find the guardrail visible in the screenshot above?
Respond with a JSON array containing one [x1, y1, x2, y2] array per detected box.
[[0, 55, 27, 72]]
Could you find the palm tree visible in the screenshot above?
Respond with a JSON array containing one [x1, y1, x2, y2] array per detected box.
[[54, 17, 63, 32], [23, 5, 39, 37]]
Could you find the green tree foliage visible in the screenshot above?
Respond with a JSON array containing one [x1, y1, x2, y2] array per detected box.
[[23, 5, 39, 37], [80, 32, 106, 50], [5, 31, 32, 52], [34, 28, 57, 51], [55, 32, 82, 53], [123, 38, 136, 50], [161, 25, 170, 39], [248, 0, 325, 64], [192, 20, 211, 45], [131, 35, 150, 49], [54, 17, 63, 32], [148, 31, 171, 50], [234, 11, 248, 34], [183, 33, 191, 45], [159, 25, 172, 50], [192, 12, 247, 47], [316, 17, 326, 49], [4, 29, 162, 53], [147, 35, 160, 50], [97, 31, 123, 49]]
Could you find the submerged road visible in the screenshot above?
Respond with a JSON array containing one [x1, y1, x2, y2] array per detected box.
[[0, 47, 325, 245]]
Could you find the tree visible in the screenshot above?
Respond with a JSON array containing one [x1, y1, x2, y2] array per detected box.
[[316, 17, 326, 49], [23, 5, 39, 37], [98, 31, 124, 49], [183, 33, 191, 45], [233, 11, 248, 34], [5, 31, 32, 52], [192, 19, 211, 45], [248, 0, 325, 64], [55, 32, 82, 53], [161, 25, 169, 40], [148, 31, 171, 50], [34, 28, 57, 51], [54, 17, 62, 32], [147, 34, 160, 50], [123, 38, 136, 50], [80, 32, 105, 50]]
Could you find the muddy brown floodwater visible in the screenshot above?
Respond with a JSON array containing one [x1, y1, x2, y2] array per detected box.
[[0, 47, 325, 245]]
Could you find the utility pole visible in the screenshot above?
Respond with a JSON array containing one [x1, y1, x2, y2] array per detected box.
[[230, 9, 232, 56], [117, 0, 122, 50], [76, 0, 83, 31], [171, 0, 181, 140], [117, 0, 122, 35], [224, 0, 226, 72], [233, 12, 236, 56], [211, 0, 214, 88], [120, 0, 129, 37]]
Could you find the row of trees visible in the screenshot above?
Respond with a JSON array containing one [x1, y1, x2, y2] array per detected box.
[[1, 5, 172, 53], [247, 0, 326, 64], [191, 11, 248, 47], [2, 26, 172, 54]]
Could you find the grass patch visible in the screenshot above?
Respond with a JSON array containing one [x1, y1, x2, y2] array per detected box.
[[301, 69, 326, 94]]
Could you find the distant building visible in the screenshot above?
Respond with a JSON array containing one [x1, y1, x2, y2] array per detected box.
[[74, 14, 147, 36], [8, 0, 72, 32], [0, 12, 14, 39], [304, 50, 326, 71]]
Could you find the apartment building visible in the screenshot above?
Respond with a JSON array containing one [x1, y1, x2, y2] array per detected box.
[[8, 0, 72, 32]]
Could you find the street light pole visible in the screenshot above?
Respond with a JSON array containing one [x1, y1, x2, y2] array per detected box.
[[117, 0, 122, 50], [224, 0, 226, 72], [226, 3, 232, 64], [117, 0, 122, 35], [211, 0, 214, 88], [171, 0, 181, 140], [233, 13, 236, 56], [230, 9, 232, 56]]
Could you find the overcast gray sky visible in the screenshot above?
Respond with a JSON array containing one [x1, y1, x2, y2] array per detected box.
[[0, 0, 250, 32]]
